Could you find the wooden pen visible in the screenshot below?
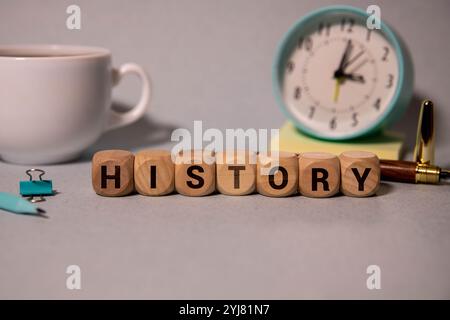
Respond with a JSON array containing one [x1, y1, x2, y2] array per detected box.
[[380, 159, 449, 184]]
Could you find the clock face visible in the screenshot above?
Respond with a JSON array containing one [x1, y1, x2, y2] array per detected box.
[[281, 12, 399, 139]]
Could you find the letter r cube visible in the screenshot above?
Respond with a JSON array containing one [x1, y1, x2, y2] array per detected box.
[[299, 152, 340, 198]]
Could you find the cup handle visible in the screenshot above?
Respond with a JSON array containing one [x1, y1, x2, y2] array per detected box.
[[106, 63, 151, 131]]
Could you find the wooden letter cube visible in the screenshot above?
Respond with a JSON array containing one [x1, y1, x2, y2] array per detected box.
[[216, 150, 256, 196], [175, 150, 216, 196], [257, 151, 298, 197], [339, 151, 380, 197], [134, 150, 174, 196], [299, 152, 340, 198], [92, 150, 134, 197]]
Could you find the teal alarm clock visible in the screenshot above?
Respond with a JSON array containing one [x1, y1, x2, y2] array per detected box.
[[273, 5, 414, 140]]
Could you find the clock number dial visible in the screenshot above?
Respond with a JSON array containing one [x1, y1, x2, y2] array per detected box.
[[308, 106, 316, 119], [347, 19, 355, 33], [381, 46, 389, 61], [325, 23, 331, 36], [304, 37, 313, 51], [318, 22, 332, 36], [287, 61, 295, 73], [298, 37, 313, 51], [294, 87, 301, 100], [329, 117, 337, 130], [386, 74, 394, 88], [351, 112, 359, 127], [318, 22, 324, 35], [374, 98, 381, 111], [281, 12, 399, 138], [340, 18, 355, 33]]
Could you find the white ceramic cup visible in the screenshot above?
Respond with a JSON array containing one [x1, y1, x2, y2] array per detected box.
[[0, 44, 151, 164]]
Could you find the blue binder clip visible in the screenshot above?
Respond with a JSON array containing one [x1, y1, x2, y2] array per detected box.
[[19, 169, 53, 203]]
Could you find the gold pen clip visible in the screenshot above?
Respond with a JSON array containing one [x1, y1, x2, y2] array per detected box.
[[413, 100, 435, 165]]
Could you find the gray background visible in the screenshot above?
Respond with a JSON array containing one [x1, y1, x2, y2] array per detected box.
[[1, 0, 449, 299]]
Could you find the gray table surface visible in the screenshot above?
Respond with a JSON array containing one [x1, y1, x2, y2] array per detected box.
[[1, 0, 449, 299]]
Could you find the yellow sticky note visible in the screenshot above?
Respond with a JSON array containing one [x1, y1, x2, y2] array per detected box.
[[271, 122, 404, 160]]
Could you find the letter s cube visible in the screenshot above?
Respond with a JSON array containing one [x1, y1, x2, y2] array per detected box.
[[175, 150, 215, 197]]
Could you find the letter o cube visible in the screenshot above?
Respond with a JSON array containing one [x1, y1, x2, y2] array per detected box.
[[257, 151, 298, 197]]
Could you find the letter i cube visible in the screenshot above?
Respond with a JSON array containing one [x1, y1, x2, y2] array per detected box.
[[134, 150, 175, 196]]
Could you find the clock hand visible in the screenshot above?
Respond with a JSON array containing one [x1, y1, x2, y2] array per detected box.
[[333, 41, 353, 103], [332, 41, 364, 102], [335, 40, 352, 77], [343, 50, 365, 70], [348, 58, 368, 74], [333, 77, 344, 103], [341, 73, 365, 83]]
